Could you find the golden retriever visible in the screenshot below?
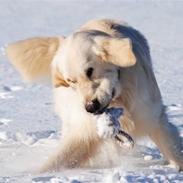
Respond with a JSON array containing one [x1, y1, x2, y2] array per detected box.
[[6, 19, 183, 171]]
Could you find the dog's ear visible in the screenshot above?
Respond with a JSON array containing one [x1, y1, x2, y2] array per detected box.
[[52, 68, 69, 88], [6, 36, 65, 82], [93, 36, 136, 67]]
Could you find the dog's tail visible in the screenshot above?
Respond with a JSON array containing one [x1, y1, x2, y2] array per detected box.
[[6, 36, 64, 83]]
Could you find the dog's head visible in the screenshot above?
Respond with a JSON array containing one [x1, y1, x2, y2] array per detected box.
[[6, 31, 136, 114], [53, 31, 136, 113]]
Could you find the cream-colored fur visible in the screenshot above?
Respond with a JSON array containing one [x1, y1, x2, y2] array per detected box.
[[6, 19, 183, 172], [6, 36, 63, 81]]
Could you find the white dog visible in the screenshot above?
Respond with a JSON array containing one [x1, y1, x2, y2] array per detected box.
[[6, 19, 183, 171]]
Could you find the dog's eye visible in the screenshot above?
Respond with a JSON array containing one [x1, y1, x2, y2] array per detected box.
[[86, 67, 94, 79]]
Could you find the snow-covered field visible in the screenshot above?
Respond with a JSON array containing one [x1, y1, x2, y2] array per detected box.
[[0, 0, 183, 182]]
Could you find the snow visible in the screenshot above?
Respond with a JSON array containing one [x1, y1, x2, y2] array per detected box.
[[0, 0, 183, 182]]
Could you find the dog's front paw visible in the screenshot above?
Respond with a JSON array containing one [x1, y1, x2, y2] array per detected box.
[[96, 113, 119, 139]]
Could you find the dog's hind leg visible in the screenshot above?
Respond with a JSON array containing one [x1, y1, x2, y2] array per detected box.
[[149, 113, 183, 171], [39, 137, 99, 173]]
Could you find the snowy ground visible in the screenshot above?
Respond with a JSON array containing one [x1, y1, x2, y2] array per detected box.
[[0, 0, 183, 182]]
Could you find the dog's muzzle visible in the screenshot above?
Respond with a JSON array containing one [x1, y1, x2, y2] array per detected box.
[[85, 98, 109, 114], [85, 98, 101, 113]]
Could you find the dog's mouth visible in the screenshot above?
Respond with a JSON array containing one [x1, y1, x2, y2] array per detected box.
[[85, 100, 111, 115], [85, 88, 115, 114], [95, 89, 116, 115], [94, 104, 110, 115]]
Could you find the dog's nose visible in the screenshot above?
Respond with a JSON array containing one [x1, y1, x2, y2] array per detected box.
[[85, 98, 101, 113]]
